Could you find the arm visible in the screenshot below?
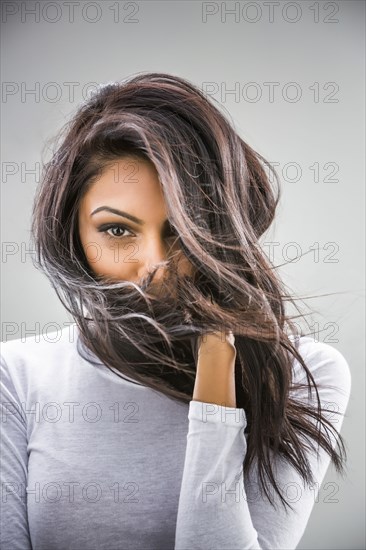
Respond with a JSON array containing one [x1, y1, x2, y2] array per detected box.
[[174, 339, 352, 550], [192, 330, 237, 408], [0, 354, 33, 549], [175, 330, 260, 549]]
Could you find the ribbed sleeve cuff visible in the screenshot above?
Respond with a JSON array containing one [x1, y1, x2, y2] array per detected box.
[[188, 400, 247, 428]]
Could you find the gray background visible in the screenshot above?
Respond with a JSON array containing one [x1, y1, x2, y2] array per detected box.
[[1, 0, 365, 548]]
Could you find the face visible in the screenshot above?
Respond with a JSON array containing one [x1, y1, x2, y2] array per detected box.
[[78, 155, 195, 296]]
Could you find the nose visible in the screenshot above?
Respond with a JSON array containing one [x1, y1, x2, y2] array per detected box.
[[137, 237, 170, 285]]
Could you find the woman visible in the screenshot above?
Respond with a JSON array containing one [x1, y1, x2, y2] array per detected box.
[[1, 72, 351, 549]]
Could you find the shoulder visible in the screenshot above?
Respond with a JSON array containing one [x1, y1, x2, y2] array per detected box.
[[0, 323, 79, 398], [291, 335, 352, 415], [1, 323, 78, 360], [295, 336, 351, 388]]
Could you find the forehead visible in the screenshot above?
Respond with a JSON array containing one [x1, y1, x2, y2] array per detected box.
[[80, 156, 168, 218]]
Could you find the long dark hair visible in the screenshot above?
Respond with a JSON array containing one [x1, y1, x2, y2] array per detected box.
[[30, 71, 349, 513]]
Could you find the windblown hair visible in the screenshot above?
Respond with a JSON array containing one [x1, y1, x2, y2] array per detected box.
[[31, 71, 348, 513]]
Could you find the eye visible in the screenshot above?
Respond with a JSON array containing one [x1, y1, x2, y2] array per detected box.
[[97, 223, 134, 240]]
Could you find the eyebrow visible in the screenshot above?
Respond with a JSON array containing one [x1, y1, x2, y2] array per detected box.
[[90, 206, 145, 225], [90, 206, 170, 229]]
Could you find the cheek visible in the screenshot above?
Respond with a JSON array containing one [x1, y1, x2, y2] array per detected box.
[[81, 237, 137, 278], [175, 252, 196, 278]]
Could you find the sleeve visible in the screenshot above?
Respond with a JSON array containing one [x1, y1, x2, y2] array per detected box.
[[174, 341, 352, 550], [0, 353, 33, 549]]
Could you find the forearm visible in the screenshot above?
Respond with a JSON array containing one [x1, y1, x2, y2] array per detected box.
[[192, 339, 237, 407]]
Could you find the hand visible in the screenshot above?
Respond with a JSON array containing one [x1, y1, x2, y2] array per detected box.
[[197, 329, 236, 361]]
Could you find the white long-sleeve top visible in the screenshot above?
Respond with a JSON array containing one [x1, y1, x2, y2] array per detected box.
[[0, 323, 351, 549]]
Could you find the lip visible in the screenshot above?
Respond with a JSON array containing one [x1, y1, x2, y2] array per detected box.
[[147, 278, 178, 299], [149, 286, 177, 300]]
